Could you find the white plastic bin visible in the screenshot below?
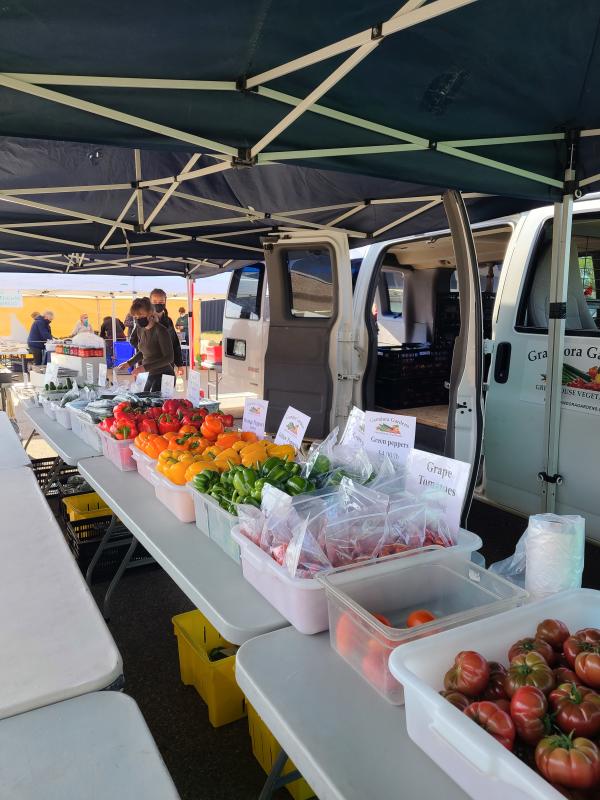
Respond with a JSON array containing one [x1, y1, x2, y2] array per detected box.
[[98, 427, 137, 471], [69, 408, 88, 442], [231, 527, 484, 635], [319, 551, 527, 703], [149, 469, 195, 523], [130, 445, 157, 483], [389, 589, 600, 800], [41, 397, 56, 419], [54, 404, 72, 429], [190, 488, 240, 562]]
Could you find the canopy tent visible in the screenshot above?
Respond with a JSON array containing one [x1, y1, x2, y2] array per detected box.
[[0, 137, 538, 273], [0, 0, 598, 203]]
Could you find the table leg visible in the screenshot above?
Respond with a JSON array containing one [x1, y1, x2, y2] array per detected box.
[[258, 749, 306, 800], [40, 456, 62, 494], [24, 428, 36, 451], [86, 514, 118, 587], [103, 535, 139, 620]]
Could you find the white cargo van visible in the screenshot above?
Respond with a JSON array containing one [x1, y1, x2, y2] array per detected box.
[[221, 193, 600, 542]]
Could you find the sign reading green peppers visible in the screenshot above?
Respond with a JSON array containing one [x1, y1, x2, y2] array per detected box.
[[193, 456, 316, 515]]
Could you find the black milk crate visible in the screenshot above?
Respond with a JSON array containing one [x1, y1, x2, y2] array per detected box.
[[375, 375, 449, 409], [31, 457, 78, 497], [66, 514, 152, 583], [435, 292, 496, 343], [377, 344, 452, 380]]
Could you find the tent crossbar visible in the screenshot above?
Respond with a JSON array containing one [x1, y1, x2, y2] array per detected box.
[[148, 185, 258, 216], [200, 227, 272, 240], [0, 219, 93, 229], [137, 159, 231, 190], [327, 204, 366, 226], [275, 202, 359, 216], [0, 183, 132, 196], [0, 259, 64, 272], [134, 149, 144, 227], [4, 74, 236, 91], [0, 193, 137, 231], [99, 191, 137, 249], [371, 198, 442, 237], [245, 0, 474, 89], [194, 236, 263, 253], [0, 73, 237, 156], [0, 226, 95, 248], [439, 133, 564, 147], [579, 172, 600, 188], [436, 143, 564, 188], [143, 153, 202, 230], [155, 217, 266, 232], [258, 143, 423, 161]]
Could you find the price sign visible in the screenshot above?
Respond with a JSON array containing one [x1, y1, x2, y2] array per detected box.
[[186, 369, 202, 404], [405, 449, 470, 536], [274, 406, 310, 449], [363, 411, 416, 466], [45, 362, 59, 384], [161, 374, 175, 398], [242, 398, 269, 438], [97, 363, 107, 387]]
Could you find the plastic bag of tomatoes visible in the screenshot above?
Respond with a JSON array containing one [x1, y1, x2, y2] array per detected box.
[[439, 618, 600, 795]]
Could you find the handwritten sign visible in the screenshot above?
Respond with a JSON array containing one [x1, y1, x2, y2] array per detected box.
[[85, 363, 94, 385], [274, 406, 310, 449], [363, 411, 416, 466], [405, 449, 470, 535], [243, 398, 269, 438], [133, 372, 149, 392], [97, 363, 107, 388], [186, 369, 202, 405], [45, 362, 59, 385], [161, 374, 175, 398]]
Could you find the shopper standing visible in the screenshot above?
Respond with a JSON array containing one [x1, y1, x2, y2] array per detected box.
[[69, 312, 91, 337], [118, 297, 174, 392], [130, 288, 183, 374], [27, 310, 54, 365]]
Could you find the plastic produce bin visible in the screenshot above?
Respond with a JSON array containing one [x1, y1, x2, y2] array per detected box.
[[68, 409, 103, 454], [62, 491, 111, 521], [318, 549, 527, 703], [98, 427, 137, 471], [41, 397, 56, 419], [172, 609, 246, 728], [130, 445, 157, 483], [231, 527, 484, 636], [149, 469, 195, 523], [196, 398, 220, 414], [190, 488, 240, 562], [54, 404, 72, 429], [389, 589, 600, 800], [247, 703, 315, 800]]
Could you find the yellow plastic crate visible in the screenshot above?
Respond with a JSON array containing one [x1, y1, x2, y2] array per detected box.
[[247, 703, 315, 800], [62, 492, 111, 521], [172, 609, 246, 728]]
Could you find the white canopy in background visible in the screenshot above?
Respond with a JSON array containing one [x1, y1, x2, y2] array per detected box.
[[0, 272, 229, 297]]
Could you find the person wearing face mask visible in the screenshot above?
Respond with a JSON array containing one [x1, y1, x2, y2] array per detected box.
[[118, 297, 174, 392], [27, 310, 54, 365], [130, 288, 183, 375], [70, 312, 91, 337]]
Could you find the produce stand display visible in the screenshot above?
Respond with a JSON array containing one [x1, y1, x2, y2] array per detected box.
[[0, 693, 180, 800]]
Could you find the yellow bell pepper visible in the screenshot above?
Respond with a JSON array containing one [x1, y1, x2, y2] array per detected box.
[[213, 447, 242, 465], [184, 461, 221, 482], [266, 443, 296, 460], [204, 445, 224, 459]]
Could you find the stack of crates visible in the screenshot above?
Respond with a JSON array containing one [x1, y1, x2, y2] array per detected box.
[[375, 344, 451, 409]]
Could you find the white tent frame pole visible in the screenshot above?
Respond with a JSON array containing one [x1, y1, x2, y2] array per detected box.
[[0, 219, 93, 228], [186, 273, 194, 371], [99, 191, 137, 249], [134, 149, 144, 227], [0, 73, 237, 156], [327, 204, 366, 226], [245, 0, 473, 89], [372, 198, 442, 237], [0, 183, 132, 196], [0, 259, 64, 272], [257, 143, 424, 161], [143, 153, 202, 230], [111, 293, 117, 354], [4, 74, 236, 91], [0, 193, 137, 230], [540, 184, 574, 513], [0, 225, 94, 248]]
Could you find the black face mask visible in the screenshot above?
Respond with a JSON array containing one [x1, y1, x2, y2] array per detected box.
[[153, 303, 166, 314], [136, 317, 150, 328]]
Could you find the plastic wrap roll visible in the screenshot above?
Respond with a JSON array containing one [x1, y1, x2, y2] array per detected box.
[[525, 514, 585, 598]]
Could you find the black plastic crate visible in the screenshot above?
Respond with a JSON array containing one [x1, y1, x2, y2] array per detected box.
[[377, 344, 452, 379], [434, 292, 496, 342], [31, 457, 78, 496], [375, 375, 449, 409], [66, 515, 153, 583]]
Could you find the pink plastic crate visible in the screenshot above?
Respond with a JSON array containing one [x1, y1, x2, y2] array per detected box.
[[149, 470, 195, 523], [98, 428, 137, 471], [130, 445, 156, 483]]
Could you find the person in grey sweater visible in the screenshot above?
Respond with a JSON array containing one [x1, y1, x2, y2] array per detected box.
[[117, 297, 174, 392]]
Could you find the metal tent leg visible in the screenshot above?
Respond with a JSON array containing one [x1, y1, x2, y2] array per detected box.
[[102, 535, 139, 620]]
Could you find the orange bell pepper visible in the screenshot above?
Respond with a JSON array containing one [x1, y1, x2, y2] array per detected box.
[[178, 424, 198, 436], [186, 435, 208, 454], [231, 440, 248, 452], [216, 431, 243, 450], [241, 431, 259, 443], [200, 414, 224, 440], [143, 435, 169, 459], [162, 431, 180, 442]]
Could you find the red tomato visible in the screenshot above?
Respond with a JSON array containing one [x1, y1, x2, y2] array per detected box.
[[335, 612, 358, 658], [504, 652, 555, 697], [550, 683, 600, 738], [536, 619, 570, 651], [575, 652, 600, 690], [361, 639, 397, 695], [444, 651, 490, 697], [493, 698, 511, 715], [555, 667, 580, 686], [535, 735, 600, 790], [509, 637, 556, 666], [510, 685, 551, 745], [482, 661, 509, 701], [439, 690, 470, 712], [407, 609, 436, 628], [464, 701, 515, 750], [371, 612, 392, 627], [563, 629, 600, 668]]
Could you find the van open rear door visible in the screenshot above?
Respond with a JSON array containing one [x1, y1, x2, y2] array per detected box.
[[262, 230, 354, 439], [443, 191, 485, 524]]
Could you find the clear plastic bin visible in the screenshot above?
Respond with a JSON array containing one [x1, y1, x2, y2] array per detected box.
[[130, 445, 156, 483], [98, 427, 137, 471], [232, 527, 484, 636], [68, 409, 103, 454], [41, 397, 56, 419], [54, 405, 72, 429], [318, 549, 527, 703], [149, 469, 195, 523], [190, 488, 240, 562], [389, 589, 598, 800]]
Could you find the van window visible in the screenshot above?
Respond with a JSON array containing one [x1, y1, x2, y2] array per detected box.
[[383, 270, 404, 315], [285, 248, 333, 318], [225, 264, 263, 321], [518, 215, 600, 334]]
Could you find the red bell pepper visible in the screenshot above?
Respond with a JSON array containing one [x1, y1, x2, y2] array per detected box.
[[162, 398, 188, 415], [110, 420, 138, 440], [158, 413, 180, 435], [114, 410, 139, 427], [144, 407, 163, 420], [221, 413, 234, 428], [180, 411, 205, 427], [114, 402, 140, 417], [140, 418, 159, 434], [99, 416, 115, 432], [196, 406, 208, 418]]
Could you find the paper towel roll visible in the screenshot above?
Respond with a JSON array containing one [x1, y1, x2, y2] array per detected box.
[[525, 514, 585, 598]]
